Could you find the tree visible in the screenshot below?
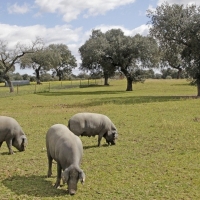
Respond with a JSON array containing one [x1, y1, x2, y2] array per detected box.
[[147, 3, 200, 96], [79, 30, 115, 85], [159, 44, 184, 79], [40, 72, 53, 82], [22, 74, 30, 80], [79, 29, 159, 91], [161, 68, 177, 79], [12, 73, 23, 80], [20, 47, 51, 84], [0, 38, 43, 92], [76, 72, 90, 79], [48, 44, 77, 81], [105, 29, 159, 90]]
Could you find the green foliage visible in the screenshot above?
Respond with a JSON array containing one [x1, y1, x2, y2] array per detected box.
[[0, 79, 200, 199], [48, 44, 77, 81], [79, 29, 160, 91], [147, 3, 200, 94], [20, 48, 52, 84], [79, 29, 114, 82], [20, 44, 77, 83], [40, 73, 54, 82]]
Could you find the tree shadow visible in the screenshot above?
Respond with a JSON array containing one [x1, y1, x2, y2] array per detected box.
[[170, 82, 192, 86], [0, 150, 23, 156], [83, 145, 98, 150], [36, 90, 124, 96], [80, 95, 192, 107], [83, 143, 108, 150], [2, 175, 67, 197], [0, 152, 10, 155], [36, 89, 197, 107], [79, 84, 109, 88]]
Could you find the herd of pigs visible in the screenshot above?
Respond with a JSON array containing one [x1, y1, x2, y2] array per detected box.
[[0, 113, 118, 195]]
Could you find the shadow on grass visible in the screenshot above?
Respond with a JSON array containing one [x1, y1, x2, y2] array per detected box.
[[0, 152, 10, 155], [79, 84, 109, 88], [2, 175, 67, 197], [78, 96, 194, 107], [83, 143, 109, 150], [36, 90, 124, 96], [83, 145, 98, 150], [36, 89, 198, 107], [0, 150, 24, 156]]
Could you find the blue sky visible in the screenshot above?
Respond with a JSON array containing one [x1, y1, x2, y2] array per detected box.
[[0, 0, 197, 75]]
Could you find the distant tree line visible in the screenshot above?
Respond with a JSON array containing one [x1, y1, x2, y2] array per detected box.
[[1, 2, 200, 95], [0, 71, 96, 83], [0, 68, 189, 84]]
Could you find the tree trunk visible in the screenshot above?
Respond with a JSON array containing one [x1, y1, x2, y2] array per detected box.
[[4, 75, 14, 92], [7, 80, 14, 92], [103, 71, 109, 85], [104, 75, 109, 85], [35, 69, 41, 84], [177, 68, 182, 79], [57, 69, 62, 81], [126, 77, 133, 91], [197, 81, 200, 97], [120, 67, 133, 91], [104, 77, 109, 85]]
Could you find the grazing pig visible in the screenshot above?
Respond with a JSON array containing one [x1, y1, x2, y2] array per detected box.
[[68, 112, 118, 146], [46, 124, 85, 195], [0, 116, 27, 154]]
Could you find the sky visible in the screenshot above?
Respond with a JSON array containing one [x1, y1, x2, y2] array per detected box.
[[0, 0, 199, 75]]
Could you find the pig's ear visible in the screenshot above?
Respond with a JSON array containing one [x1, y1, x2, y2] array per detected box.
[[20, 135, 27, 150], [62, 168, 69, 183], [79, 170, 85, 184], [21, 135, 27, 144], [22, 138, 25, 145]]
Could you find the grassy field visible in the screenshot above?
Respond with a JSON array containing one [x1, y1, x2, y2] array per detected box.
[[0, 79, 200, 200]]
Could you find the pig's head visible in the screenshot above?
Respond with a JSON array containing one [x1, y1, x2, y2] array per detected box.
[[12, 135, 28, 152], [62, 165, 85, 195], [104, 130, 118, 145]]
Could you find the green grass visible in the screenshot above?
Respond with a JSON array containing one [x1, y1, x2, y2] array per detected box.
[[0, 79, 200, 199]]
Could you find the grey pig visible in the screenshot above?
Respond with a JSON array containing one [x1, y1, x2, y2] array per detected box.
[[68, 112, 118, 146], [46, 124, 85, 195], [0, 116, 27, 154]]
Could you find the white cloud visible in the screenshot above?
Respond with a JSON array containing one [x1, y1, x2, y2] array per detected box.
[[34, 0, 136, 22], [7, 3, 30, 14], [0, 23, 84, 75], [0, 24, 82, 49], [157, 0, 200, 6], [94, 24, 150, 36]]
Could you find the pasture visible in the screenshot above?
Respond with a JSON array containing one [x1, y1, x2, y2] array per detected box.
[[0, 79, 200, 199]]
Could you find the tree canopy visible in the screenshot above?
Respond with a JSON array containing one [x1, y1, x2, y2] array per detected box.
[[20, 47, 51, 84], [147, 3, 200, 96], [79, 30, 115, 85], [0, 38, 43, 91], [20, 43, 77, 84], [79, 29, 159, 91], [48, 44, 77, 81]]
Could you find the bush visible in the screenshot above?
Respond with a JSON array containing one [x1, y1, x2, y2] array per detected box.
[[166, 75, 172, 79]]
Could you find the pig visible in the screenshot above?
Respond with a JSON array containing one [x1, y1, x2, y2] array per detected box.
[[0, 116, 27, 154], [68, 112, 118, 146], [46, 124, 85, 195]]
